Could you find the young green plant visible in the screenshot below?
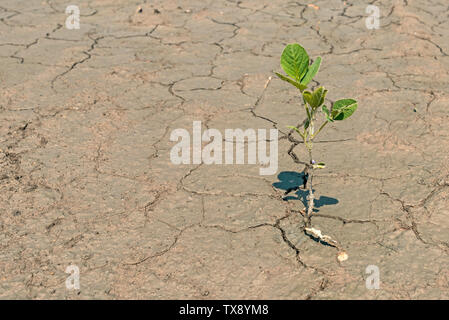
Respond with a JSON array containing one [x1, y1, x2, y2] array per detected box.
[[276, 43, 358, 242]]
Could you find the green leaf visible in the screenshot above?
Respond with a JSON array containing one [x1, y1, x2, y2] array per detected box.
[[275, 72, 307, 91], [304, 118, 310, 130], [311, 87, 327, 109], [304, 87, 327, 109], [313, 162, 326, 169], [300, 57, 321, 86], [281, 44, 309, 81], [322, 105, 333, 122], [331, 99, 358, 121], [302, 90, 313, 106]]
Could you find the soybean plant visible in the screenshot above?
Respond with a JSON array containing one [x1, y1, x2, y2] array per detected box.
[[276, 43, 357, 251]]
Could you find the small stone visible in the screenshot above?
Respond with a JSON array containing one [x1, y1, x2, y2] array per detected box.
[[154, 9, 161, 14], [136, 6, 142, 13]]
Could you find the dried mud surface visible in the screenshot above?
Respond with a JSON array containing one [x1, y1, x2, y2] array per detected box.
[[0, 0, 448, 299]]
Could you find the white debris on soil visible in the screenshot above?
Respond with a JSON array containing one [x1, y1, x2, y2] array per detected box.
[[337, 251, 349, 262], [305, 227, 340, 248]]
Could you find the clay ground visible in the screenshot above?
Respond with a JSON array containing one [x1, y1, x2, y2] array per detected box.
[[0, 0, 448, 299]]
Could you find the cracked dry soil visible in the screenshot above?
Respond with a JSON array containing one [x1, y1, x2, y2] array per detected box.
[[1, 0, 449, 299]]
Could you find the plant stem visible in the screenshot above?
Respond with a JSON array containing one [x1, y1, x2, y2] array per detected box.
[[304, 116, 315, 228], [311, 120, 328, 139], [305, 162, 314, 228], [304, 103, 311, 120]]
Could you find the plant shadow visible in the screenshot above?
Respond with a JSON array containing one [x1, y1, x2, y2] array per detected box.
[[273, 171, 339, 213]]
